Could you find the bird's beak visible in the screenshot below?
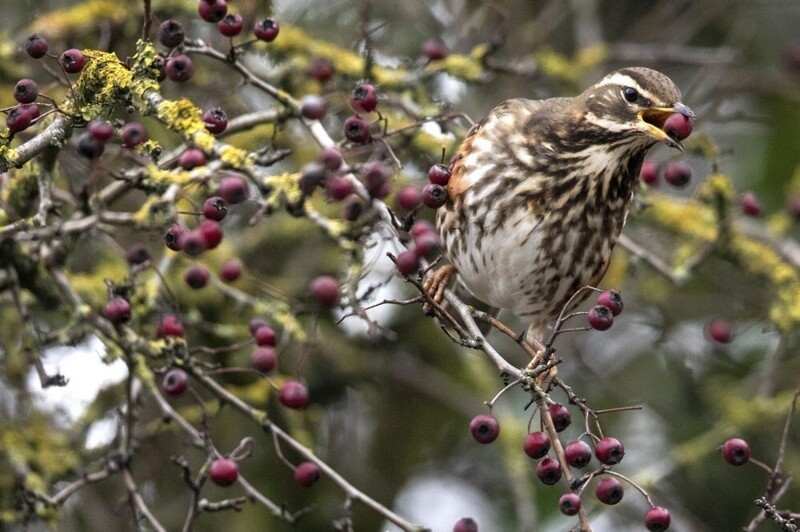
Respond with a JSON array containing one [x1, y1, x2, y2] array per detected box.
[[638, 103, 695, 151]]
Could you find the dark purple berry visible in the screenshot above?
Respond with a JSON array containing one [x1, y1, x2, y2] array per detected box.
[[342, 198, 363, 221], [559, 493, 581, 516], [178, 229, 207, 257], [587, 305, 614, 330], [310, 275, 339, 308], [103, 297, 131, 325], [198, 0, 228, 23], [209, 457, 238, 486], [24, 35, 48, 59], [279, 380, 310, 409], [428, 163, 451, 186], [319, 146, 343, 171], [307, 57, 334, 82], [294, 461, 321, 487], [162, 368, 188, 395], [165, 224, 186, 251], [350, 82, 378, 113], [564, 440, 592, 468], [640, 160, 659, 185], [88, 120, 114, 141], [597, 290, 623, 316], [548, 403, 571, 432], [645, 506, 672, 531], [664, 162, 691, 188], [395, 185, 421, 212], [536, 457, 562, 485], [77, 132, 105, 158], [220, 258, 242, 282], [184, 264, 210, 288], [158, 19, 185, 47], [166, 54, 194, 82], [13, 79, 38, 104], [721, 438, 750, 466], [202, 196, 228, 221], [344, 114, 371, 143], [421, 183, 447, 208], [60, 49, 86, 73], [6, 106, 32, 133], [23, 103, 40, 120], [326, 176, 354, 201], [202, 107, 228, 134], [218, 13, 243, 37], [120, 122, 148, 148], [219, 175, 247, 204], [469, 414, 500, 444], [595, 437, 625, 465], [523, 431, 550, 459], [663, 112, 693, 141], [251, 346, 277, 373], [595, 477, 624, 505], [125, 243, 151, 265], [179, 148, 207, 170], [395, 250, 420, 276], [299, 94, 326, 120], [413, 231, 440, 258], [453, 517, 478, 532], [253, 17, 280, 42]]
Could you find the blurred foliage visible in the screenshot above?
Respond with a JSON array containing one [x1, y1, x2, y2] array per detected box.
[[0, 1, 799, 531]]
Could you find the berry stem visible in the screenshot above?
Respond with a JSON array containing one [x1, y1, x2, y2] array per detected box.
[[604, 470, 655, 507], [485, 377, 523, 408]]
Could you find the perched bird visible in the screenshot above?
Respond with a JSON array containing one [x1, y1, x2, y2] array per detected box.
[[426, 67, 694, 342]]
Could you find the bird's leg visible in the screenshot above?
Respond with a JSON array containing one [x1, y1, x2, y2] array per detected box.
[[421, 264, 457, 315], [524, 322, 558, 384]]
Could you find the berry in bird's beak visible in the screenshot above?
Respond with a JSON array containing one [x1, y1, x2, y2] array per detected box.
[[639, 102, 694, 151]]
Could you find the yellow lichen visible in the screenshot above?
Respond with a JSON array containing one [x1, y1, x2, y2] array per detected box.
[[156, 98, 206, 137], [643, 195, 717, 241], [132, 192, 177, 228], [76, 49, 133, 119], [219, 145, 253, 168], [425, 47, 487, 81], [2, 161, 40, 218]]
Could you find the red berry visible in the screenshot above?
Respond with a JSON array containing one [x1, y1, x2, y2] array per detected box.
[[156, 315, 184, 338], [422, 38, 448, 61], [278, 380, 310, 409], [88, 120, 114, 141], [564, 440, 592, 468], [198, 0, 228, 23], [23, 103, 40, 120], [640, 160, 659, 185], [706, 318, 732, 344], [103, 297, 131, 325], [250, 346, 277, 373], [179, 229, 208, 257], [645, 506, 672, 531], [202, 196, 227, 221], [120, 122, 148, 148], [326, 176, 354, 201], [741, 192, 762, 216], [253, 325, 276, 346], [125, 244, 151, 265], [523, 431, 550, 459], [299, 94, 326, 120], [663, 112, 693, 141], [789, 195, 800, 220], [162, 368, 188, 395], [548, 403, 571, 432], [13, 79, 38, 104], [307, 57, 334, 82], [421, 183, 447, 208], [395, 185, 421, 212], [180, 148, 208, 170], [363, 162, 389, 198], [410, 219, 436, 240], [6, 106, 32, 133], [199, 220, 223, 249], [294, 461, 321, 487], [24, 35, 48, 59], [209, 457, 238, 486], [469, 414, 500, 444], [344, 114, 371, 144], [77, 132, 104, 158], [595, 437, 625, 465], [453, 517, 478, 532], [413, 232, 440, 258], [587, 305, 613, 330], [318, 146, 343, 171], [597, 290, 623, 316], [310, 275, 339, 308], [165, 224, 186, 251], [559, 493, 581, 516], [165, 54, 193, 82], [595, 477, 624, 505], [253, 17, 280, 42], [395, 250, 420, 276], [184, 264, 210, 289], [158, 19, 185, 47], [428, 164, 451, 186], [220, 258, 242, 282], [218, 13, 243, 36], [664, 162, 692, 188], [202, 107, 228, 134], [536, 457, 562, 485], [350, 82, 378, 113], [219, 175, 248, 204], [721, 438, 750, 466], [59, 49, 85, 73], [299, 163, 326, 196]]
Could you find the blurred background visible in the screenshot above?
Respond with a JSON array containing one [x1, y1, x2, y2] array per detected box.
[[1, 1, 800, 531]]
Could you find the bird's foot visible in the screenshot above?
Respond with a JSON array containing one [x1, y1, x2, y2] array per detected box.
[[422, 264, 457, 315], [526, 353, 558, 386]]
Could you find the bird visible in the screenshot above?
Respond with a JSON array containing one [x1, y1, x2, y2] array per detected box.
[[425, 67, 694, 344]]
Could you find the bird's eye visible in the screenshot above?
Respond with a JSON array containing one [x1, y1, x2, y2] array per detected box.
[[623, 87, 639, 103]]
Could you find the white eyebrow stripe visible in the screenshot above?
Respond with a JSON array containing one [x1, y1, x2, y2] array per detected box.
[[596, 73, 660, 103]]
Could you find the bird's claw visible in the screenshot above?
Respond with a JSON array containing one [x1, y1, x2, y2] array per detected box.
[[422, 264, 457, 315]]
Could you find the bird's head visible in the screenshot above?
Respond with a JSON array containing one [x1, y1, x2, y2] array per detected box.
[[580, 67, 695, 151]]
